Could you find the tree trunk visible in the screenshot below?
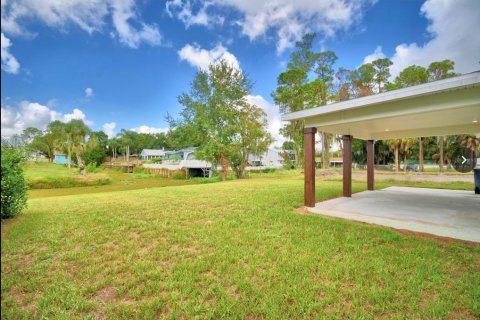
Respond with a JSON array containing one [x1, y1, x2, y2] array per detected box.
[[439, 136, 444, 173], [419, 137, 424, 172], [293, 143, 300, 168], [219, 152, 228, 181], [75, 146, 85, 175], [403, 154, 407, 173], [394, 146, 400, 171], [321, 132, 330, 170], [67, 151, 72, 169]]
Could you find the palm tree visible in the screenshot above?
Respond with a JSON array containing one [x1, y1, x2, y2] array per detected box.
[[384, 139, 402, 171], [66, 120, 90, 173], [399, 138, 416, 172]]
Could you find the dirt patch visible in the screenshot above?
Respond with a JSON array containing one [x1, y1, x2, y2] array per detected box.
[[8, 287, 35, 312], [95, 286, 116, 303], [316, 170, 340, 177]]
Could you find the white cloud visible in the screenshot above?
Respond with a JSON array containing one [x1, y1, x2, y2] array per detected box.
[[1, 0, 161, 49], [178, 43, 240, 70], [166, 0, 224, 28], [130, 125, 169, 135], [1, 33, 20, 74], [245, 94, 285, 147], [0, 101, 94, 137], [60, 108, 94, 126], [363, 45, 386, 64], [102, 122, 117, 138], [85, 87, 94, 98], [166, 0, 374, 52], [387, 0, 480, 77]]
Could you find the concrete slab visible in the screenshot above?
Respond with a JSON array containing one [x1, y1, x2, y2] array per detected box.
[[308, 187, 480, 242]]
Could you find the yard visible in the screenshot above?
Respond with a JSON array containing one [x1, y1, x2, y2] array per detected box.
[[1, 168, 479, 319]]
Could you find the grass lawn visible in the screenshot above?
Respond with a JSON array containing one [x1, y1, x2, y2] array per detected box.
[[23, 162, 80, 180], [23, 162, 197, 197], [2, 171, 479, 319]]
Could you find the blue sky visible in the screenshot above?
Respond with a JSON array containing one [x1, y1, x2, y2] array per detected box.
[[2, 0, 479, 143]]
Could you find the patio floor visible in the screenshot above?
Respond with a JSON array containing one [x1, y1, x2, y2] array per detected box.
[[308, 187, 480, 242]]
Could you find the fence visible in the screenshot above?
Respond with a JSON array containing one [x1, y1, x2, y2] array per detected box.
[[143, 167, 187, 178]]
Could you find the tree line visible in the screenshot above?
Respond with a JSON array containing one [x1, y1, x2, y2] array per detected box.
[[274, 33, 478, 172]]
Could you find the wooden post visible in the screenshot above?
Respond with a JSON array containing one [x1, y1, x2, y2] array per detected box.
[[342, 135, 352, 197], [367, 140, 374, 191], [304, 127, 317, 207]]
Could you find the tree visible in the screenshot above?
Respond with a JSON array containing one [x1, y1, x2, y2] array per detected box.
[[350, 63, 375, 97], [65, 120, 90, 173], [384, 139, 402, 171], [176, 60, 272, 180], [272, 33, 318, 167], [21, 127, 42, 145], [427, 60, 458, 81], [1, 146, 28, 218], [394, 65, 428, 87], [399, 138, 416, 172], [229, 104, 272, 178], [372, 58, 393, 93]]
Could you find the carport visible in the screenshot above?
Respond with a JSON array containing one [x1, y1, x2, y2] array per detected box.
[[281, 71, 480, 241]]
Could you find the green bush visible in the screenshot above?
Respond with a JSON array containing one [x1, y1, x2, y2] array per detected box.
[[172, 170, 186, 180], [27, 177, 111, 189], [85, 163, 104, 173], [111, 167, 127, 173], [82, 147, 107, 166], [133, 166, 145, 174], [1, 147, 28, 218]]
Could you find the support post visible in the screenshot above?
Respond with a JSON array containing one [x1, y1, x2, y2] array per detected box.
[[304, 127, 317, 207], [342, 135, 352, 197], [367, 140, 374, 191]]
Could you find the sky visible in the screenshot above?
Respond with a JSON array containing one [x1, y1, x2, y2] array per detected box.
[[1, 0, 480, 145]]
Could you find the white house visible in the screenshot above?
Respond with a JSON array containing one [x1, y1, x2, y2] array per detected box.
[[140, 148, 166, 161], [248, 149, 285, 168], [143, 147, 212, 177]]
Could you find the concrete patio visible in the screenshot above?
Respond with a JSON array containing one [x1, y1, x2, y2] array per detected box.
[[308, 187, 480, 242]]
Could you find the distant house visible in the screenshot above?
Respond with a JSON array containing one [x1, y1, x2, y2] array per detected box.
[[248, 149, 284, 168], [54, 154, 68, 165], [315, 156, 343, 167], [140, 149, 166, 161], [143, 147, 212, 177]]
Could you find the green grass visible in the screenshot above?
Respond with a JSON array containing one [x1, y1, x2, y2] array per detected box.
[[23, 162, 79, 180], [23, 162, 196, 197], [2, 172, 479, 319]]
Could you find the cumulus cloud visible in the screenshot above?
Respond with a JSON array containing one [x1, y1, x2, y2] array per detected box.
[[178, 43, 240, 70], [166, 0, 374, 52], [1, 101, 94, 137], [1, 33, 20, 74], [1, 0, 161, 48], [363, 45, 386, 64], [130, 125, 169, 134], [85, 87, 94, 98], [102, 122, 117, 138], [245, 94, 285, 147], [365, 0, 480, 78], [166, 0, 224, 28]]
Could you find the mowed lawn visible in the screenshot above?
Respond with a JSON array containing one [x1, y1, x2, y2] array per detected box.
[[1, 173, 479, 319]]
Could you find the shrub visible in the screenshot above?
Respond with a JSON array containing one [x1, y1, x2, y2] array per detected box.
[[85, 163, 104, 173], [133, 166, 145, 174], [1, 147, 28, 218], [82, 147, 107, 166], [172, 170, 186, 179], [27, 177, 111, 189]]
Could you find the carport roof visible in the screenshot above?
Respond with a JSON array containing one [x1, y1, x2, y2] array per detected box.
[[281, 71, 480, 140]]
